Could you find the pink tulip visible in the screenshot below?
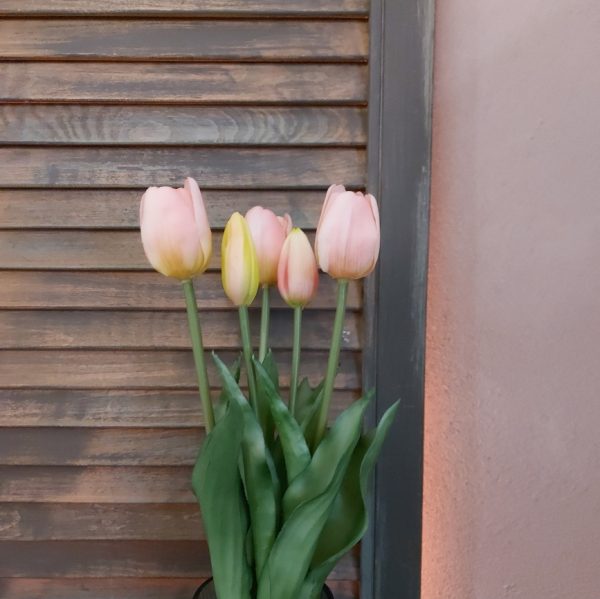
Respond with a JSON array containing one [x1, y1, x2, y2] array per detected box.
[[277, 228, 319, 308], [315, 184, 380, 280], [245, 206, 292, 285], [140, 177, 212, 280]]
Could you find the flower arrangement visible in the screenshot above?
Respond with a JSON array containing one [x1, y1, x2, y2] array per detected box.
[[139, 178, 398, 599]]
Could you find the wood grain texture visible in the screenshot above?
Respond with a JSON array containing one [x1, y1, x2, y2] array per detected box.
[[0, 428, 206, 466], [0, 540, 357, 577], [0, 230, 326, 270], [0, 271, 362, 310], [0, 389, 358, 428], [0, 503, 204, 540], [0, 63, 367, 104], [0, 0, 368, 17], [0, 310, 360, 350], [0, 350, 361, 389], [0, 105, 367, 146], [0, 579, 358, 599], [0, 20, 367, 61], [0, 147, 366, 188], [0, 189, 338, 229]]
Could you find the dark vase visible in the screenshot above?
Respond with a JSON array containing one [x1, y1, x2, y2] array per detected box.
[[193, 578, 334, 599]]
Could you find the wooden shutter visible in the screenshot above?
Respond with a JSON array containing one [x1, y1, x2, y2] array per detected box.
[[0, 2, 367, 598]]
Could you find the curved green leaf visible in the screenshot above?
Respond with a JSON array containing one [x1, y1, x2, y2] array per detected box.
[[213, 354, 279, 580], [254, 357, 311, 485], [283, 395, 371, 520], [191, 394, 252, 599], [256, 427, 357, 599], [300, 401, 400, 599]]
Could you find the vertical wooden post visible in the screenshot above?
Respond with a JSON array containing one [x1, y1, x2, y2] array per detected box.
[[362, 0, 435, 597]]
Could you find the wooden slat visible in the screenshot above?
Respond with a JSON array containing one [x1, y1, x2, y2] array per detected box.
[[0, 350, 361, 389], [0, 428, 204, 466], [0, 271, 362, 310], [0, 189, 337, 229], [0, 147, 365, 188], [0, 0, 368, 17], [0, 106, 367, 146], [0, 389, 358, 427], [0, 63, 367, 104], [0, 310, 360, 350], [0, 20, 367, 61], [0, 503, 204, 540], [0, 540, 357, 578], [0, 578, 358, 599], [0, 230, 327, 270]]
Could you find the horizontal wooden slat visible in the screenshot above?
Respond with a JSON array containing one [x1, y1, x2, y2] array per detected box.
[[0, 271, 362, 310], [0, 20, 367, 61], [0, 105, 367, 146], [0, 230, 325, 270], [0, 540, 358, 578], [0, 63, 367, 103], [0, 0, 368, 17], [0, 310, 360, 350], [0, 189, 337, 229], [0, 389, 358, 427], [0, 350, 361, 389], [0, 147, 365, 188], [0, 579, 359, 599], [0, 503, 203, 540], [0, 428, 204, 466]]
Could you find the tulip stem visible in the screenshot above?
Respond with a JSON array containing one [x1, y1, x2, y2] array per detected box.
[[315, 279, 348, 443], [182, 279, 214, 433], [259, 284, 270, 363], [289, 306, 302, 417], [238, 306, 258, 414]]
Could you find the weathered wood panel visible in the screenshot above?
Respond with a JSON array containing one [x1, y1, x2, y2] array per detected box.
[[0, 147, 365, 188], [0, 389, 357, 428], [0, 540, 358, 578], [0, 0, 368, 17], [0, 310, 361, 350], [0, 106, 367, 146], [0, 271, 362, 310], [0, 189, 336, 229], [0, 63, 368, 104], [0, 230, 328, 270], [0, 20, 367, 61], [0, 350, 361, 389], [0, 503, 204, 540], [0, 579, 359, 599]]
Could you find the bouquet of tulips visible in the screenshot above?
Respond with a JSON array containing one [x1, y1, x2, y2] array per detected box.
[[139, 178, 398, 599]]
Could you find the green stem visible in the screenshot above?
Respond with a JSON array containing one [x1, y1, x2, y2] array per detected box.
[[289, 306, 302, 416], [182, 279, 214, 433], [258, 284, 270, 363], [315, 279, 348, 443], [238, 305, 258, 414]]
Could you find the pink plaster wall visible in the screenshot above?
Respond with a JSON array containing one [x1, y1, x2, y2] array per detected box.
[[423, 1, 600, 597]]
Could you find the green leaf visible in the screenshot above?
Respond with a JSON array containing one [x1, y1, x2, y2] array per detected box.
[[261, 349, 281, 394], [254, 358, 311, 485], [214, 353, 242, 422], [191, 392, 252, 599], [257, 397, 370, 599], [300, 401, 400, 599], [283, 395, 371, 520], [295, 378, 324, 425], [213, 354, 279, 580]]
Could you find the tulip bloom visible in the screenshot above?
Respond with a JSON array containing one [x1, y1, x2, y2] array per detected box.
[[315, 184, 380, 280], [222, 212, 260, 306], [245, 206, 292, 285], [140, 177, 212, 280], [277, 228, 319, 308]]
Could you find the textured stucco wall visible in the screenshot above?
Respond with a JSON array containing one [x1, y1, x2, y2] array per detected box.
[[423, 1, 600, 598]]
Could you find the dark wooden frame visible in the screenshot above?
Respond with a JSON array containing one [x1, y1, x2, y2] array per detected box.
[[361, 0, 435, 598]]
